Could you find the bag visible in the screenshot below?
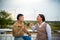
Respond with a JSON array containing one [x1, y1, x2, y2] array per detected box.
[[23, 36, 31, 40]]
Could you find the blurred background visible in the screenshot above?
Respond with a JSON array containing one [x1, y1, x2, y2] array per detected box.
[[0, 0, 60, 40]]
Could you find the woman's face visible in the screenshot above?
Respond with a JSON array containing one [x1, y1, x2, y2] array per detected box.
[[37, 15, 42, 22], [19, 16, 24, 22]]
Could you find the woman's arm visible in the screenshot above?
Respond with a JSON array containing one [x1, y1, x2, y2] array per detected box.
[[31, 26, 36, 31], [46, 24, 52, 40], [29, 23, 36, 31]]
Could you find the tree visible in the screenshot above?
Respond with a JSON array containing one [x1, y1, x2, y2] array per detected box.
[[0, 10, 14, 28]]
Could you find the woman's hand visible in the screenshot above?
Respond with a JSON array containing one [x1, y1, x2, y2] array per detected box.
[[29, 23, 34, 28]]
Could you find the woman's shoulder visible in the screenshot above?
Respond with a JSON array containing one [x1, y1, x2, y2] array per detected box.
[[42, 22, 50, 27], [45, 23, 51, 28]]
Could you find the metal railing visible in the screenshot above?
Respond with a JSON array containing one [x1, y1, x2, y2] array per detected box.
[[0, 34, 14, 40], [0, 34, 60, 40]]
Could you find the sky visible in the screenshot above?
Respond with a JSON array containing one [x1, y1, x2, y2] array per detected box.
[[0, 0, 60, 21]]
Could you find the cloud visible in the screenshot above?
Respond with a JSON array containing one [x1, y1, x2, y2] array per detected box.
[[0, 0, 60, 21]]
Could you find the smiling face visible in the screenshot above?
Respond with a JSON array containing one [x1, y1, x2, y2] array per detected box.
[[17, 14, 24, 22], [19, 16, 24, 22], [36, 14, 45, 22], [37, 15, 42, 22]]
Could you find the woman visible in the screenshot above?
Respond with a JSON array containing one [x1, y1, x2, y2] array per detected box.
[[30, 14, 51, 40], [12, 14, 31, 40]]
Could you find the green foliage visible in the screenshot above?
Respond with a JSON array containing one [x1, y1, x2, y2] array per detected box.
[[0, 10, 14, 28], [24, 21, 60, 30], [50, 24, 60, 30], [0, 10, 60, 30]]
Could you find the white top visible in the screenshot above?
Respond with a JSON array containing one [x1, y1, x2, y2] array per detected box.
[[31, 22, 52, 40]]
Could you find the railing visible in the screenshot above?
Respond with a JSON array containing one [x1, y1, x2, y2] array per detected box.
[[0, 34, 60, 40], [0, 34, 14, 40]]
